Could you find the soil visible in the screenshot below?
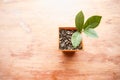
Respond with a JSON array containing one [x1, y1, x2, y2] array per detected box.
[[59, 29, 82, 50]]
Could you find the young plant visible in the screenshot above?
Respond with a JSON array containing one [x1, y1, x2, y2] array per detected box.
[[71, 11, 102, 48]]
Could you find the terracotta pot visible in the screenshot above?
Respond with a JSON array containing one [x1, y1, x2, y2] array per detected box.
[[59, 27, 83, 53]]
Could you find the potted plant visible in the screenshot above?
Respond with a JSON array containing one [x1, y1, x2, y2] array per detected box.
[[59, 11, 102, 53]]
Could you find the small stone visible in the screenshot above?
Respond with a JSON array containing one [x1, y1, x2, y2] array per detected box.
[[61, 42, 65, 47], [68, 38, 71, 41], [66, 31, 71, 34], [67, 46, 71, 50], [60, 38, 62, 41], [64, 40, 68, 42]]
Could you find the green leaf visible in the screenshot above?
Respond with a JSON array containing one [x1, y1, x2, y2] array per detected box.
[[83, 15, 102, 29], [71, 31, 82, 48], [84, 28, 98, 38], [75, 11, 84, 32]]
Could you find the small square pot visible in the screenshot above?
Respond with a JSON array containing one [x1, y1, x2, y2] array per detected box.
[[59, 27, 83, 53]]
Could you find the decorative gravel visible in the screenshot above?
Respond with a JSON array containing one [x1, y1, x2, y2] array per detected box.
[[59, 29, 82, 50]]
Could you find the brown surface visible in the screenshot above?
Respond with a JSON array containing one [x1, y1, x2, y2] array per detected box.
[[0, 0, 120, 80]]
